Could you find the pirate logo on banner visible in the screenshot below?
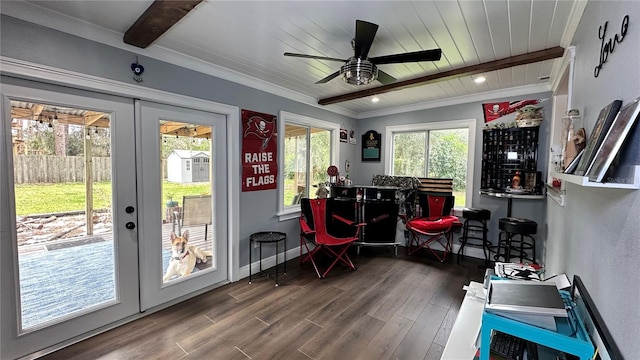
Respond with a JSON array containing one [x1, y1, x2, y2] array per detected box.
[[241, 110, 278, 192]]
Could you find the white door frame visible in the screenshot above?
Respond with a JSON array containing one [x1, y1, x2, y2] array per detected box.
[[136, 100, 229, 310], [0, 56, 241, 285], [1, 78, 143, 359]]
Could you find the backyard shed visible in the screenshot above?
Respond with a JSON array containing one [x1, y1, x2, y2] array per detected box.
[[167, 150, 210, 183]]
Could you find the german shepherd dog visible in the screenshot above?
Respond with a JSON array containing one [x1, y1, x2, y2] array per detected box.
[[163, 229, 212, 282]]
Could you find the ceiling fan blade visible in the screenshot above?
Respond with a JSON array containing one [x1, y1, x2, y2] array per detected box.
[[354, 20, 378, 59], [370, 49, 442, 65], [315, 71, 341, 84], [376, 70, 396, 84], [284, 52, 347, 62]]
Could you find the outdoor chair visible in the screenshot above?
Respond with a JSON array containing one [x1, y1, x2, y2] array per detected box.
[[291, 185, 306, 205], [406, 194, 461, 262], [299, 198, 365, 279], [173, 195, 212, 240]]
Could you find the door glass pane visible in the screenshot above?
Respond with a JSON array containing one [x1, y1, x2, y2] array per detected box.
[[427, 129, 469, 207], [160, 120, 214, 283], [392, 132, 426, 176], [11, 101, 115, 331], [283, 124, 307, 206]]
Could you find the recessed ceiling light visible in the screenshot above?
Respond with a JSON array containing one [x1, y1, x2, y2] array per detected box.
[[371, 97, 380, 103], [474, 76, 486, 84]]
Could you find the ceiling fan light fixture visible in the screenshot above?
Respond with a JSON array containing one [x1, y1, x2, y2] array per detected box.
[[341, 58, 377, 85]]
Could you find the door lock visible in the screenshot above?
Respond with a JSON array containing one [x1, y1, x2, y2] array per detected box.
[[125, 206, 135, 213], [125, 222, 136, 230]]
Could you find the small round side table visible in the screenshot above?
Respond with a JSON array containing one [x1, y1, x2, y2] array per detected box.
[[249, 231, 287, 286]]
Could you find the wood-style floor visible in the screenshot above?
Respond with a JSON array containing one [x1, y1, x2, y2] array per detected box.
[[40, 249, 487, 360]]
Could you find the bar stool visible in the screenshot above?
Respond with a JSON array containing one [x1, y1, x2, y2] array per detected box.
[[457, 208, 491, 266], [495, 218, 537, 263]]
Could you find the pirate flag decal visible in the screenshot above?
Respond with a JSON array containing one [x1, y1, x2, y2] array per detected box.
[[241, 110, 278, 192]]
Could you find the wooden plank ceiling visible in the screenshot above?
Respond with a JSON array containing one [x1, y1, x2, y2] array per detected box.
[[6, 1, 582, 115]]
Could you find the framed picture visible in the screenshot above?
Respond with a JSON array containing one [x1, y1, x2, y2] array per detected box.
[[563, 149, 584, 174], [586, 97, 640, 182], [574, 100, 622, 176], [340, 128, 348, 143], [361, 130, 381, 161]]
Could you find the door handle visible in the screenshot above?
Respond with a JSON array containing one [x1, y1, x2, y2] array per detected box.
[[125, 222, 136, 230]]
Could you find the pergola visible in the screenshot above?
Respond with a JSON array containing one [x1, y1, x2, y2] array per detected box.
[[10, 102, 212, 235]]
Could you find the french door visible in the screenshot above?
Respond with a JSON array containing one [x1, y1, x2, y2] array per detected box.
[[136, 101, 228, 310], [0, 77, 140, 359], [0, 79, 229, 358]]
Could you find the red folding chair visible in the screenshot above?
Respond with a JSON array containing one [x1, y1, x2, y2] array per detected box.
[[299, 198, 365, 278], [406, 194, 461, 262]]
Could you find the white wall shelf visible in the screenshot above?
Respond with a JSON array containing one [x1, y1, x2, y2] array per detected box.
[[551, 165, 640, 189]]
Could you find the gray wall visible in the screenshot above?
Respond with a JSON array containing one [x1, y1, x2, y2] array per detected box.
[[356, 94, 553, 258], [0, 14, 358, 267], [544, 1, 640, 358]]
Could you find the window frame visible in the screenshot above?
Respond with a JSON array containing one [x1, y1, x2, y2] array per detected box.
[[384, 119, 476, 208], [277, 111, 340, 221]]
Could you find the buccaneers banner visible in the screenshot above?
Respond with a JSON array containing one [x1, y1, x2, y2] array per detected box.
[[242, 110, 278, 192], [482, 99, 543, 123]]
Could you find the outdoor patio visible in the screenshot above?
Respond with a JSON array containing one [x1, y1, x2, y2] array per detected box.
[[17, 216, 211, 254], [17, 218, 213, 330]]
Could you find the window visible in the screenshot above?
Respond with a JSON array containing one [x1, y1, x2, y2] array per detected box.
[[185, 159, 191, 171], [278, 111, 339, 220], [385, 119, 476, 207]]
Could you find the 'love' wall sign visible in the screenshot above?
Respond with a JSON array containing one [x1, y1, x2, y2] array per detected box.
[[594, 15, 630, 78]]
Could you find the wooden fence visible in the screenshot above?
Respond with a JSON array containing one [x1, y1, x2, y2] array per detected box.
[[13, 155, 110, 184], [13, 156, 169, 184]]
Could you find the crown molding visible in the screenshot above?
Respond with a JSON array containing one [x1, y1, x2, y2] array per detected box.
[[560, 0, 589, 48], [548, 0, 587, 94], [357, 83, 552, 119]]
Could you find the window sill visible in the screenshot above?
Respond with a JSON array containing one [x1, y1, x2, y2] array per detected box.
[[452, 207, 464, 217], [277, 207, 301, 222]]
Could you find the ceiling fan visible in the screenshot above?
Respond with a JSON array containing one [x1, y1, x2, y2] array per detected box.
[[284, 20, 442, 85]]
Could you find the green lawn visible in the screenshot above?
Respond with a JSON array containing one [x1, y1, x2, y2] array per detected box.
[[14, 181, 210, 216], [14, 181, 463, 216], [453, 191, 465, 207]]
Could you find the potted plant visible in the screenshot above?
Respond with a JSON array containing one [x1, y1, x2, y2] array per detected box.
[[165, 193, 178, 208]]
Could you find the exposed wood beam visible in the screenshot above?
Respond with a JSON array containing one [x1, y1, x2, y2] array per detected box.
[[31, 104, 44, 119], [318, 46, 565, 106], [124, 0, 203, 48], [84, 112, 106, 126]]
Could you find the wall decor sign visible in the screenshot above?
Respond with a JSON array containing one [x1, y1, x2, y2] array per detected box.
[[241, 109, 278, 191], [362, 130, 381, 161], [594, 15, 629, 78]]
